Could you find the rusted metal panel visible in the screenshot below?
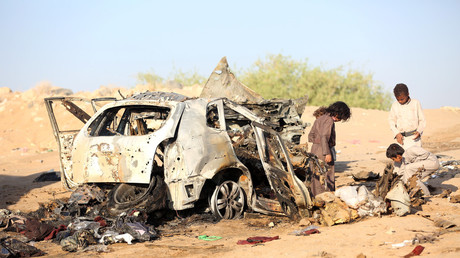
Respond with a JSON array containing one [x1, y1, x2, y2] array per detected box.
[[200, 57, 263, 103], [61, 100, 91, 124], [199, 57, 308, 147], [165, 99, 239, 180], [252, 197, 284, 214], [44, 97, 95, 190], [252, 122, 308, 219], [71, 102, 185, 185], [166, 177, 207, 210], [57, 133, 79, 189]]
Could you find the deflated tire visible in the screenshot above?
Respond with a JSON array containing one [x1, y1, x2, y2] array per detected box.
[[107, 175, 167, 215]]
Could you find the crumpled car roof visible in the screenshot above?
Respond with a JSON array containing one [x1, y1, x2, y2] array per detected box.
[[128, 91, 190, 102]]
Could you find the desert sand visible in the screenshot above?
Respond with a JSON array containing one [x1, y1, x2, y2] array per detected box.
[[1, 83, 460, 257]]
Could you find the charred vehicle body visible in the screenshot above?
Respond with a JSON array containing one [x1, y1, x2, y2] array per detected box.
[[45, 92, 315, 220], [45, 58, 325, 220]]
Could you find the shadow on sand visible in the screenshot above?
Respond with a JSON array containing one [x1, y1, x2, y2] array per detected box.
[[334, 160, 356, 173], [0, 170, 61, 210]]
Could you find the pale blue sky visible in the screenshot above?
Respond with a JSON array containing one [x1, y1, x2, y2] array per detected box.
[[1, 0, 459, 108]]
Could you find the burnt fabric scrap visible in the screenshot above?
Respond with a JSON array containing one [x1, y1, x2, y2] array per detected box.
[[403, 245, 424, 257], [0, 237, 45, 257], [60, 229, 97, 252], [237, 236, 279, 245], [119, 222, 157, 242], [290, 225, 320, 236], [297, 228, 320, 236], [44, 225, 67, 241], [113, 210, 158, 241], [21, 219, 55, 241]]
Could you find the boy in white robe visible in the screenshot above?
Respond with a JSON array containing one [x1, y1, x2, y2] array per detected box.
[[388, 83, 426, 149]]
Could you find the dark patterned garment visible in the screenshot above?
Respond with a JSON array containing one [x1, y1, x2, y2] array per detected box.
[[308, 114, 336, 196]]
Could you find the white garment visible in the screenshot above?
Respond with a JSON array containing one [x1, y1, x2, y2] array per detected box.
[[399, 146, 439, 183], [388, 98, 426, 147], [402, 135, 422, 149]]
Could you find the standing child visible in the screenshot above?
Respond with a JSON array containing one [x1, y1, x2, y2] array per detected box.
[[308, 101, 351, 196], [386, 143, 439, 196], [388, 83, 426, 149]]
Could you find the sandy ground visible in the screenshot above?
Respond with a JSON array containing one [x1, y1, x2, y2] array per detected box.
[[1, 85, 460, 257]]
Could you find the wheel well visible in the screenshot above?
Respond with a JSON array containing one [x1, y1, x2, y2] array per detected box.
[[199, 168, 244, 200], [212, 168, 244, 184]]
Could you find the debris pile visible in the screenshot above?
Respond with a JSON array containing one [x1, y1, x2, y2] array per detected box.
[[315, 156, 460, 222], [0, 185, 159, 255], [308, 186, 387, 227], [373, 163, 428, 216]]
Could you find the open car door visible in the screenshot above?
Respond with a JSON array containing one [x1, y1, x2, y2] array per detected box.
[[252, 121, 311, 220], [44, 97, 115, 189]]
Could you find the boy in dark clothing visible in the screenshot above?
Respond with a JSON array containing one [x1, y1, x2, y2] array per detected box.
[[308, 101, 351, 196]]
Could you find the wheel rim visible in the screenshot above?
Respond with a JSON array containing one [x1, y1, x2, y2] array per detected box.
[[211, 180, 245, 219]]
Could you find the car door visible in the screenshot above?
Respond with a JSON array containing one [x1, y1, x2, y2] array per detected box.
[[44, 97, 114, 189], [252, 121, 310, 220]]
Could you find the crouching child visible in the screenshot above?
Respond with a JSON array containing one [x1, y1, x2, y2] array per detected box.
[[386, 143, 440, 196]]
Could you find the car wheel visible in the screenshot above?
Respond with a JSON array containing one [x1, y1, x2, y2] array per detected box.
[[210, 180, 245, 220], [107, 175, 166, 215]]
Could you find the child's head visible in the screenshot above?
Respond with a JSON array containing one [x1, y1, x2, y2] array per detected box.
[[386, 143, 404, 163], [326, 101, 351, 122], [393, 83, 410, 105]]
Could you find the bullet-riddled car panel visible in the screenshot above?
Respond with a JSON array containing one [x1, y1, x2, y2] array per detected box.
[[45, 92, 312, 219]]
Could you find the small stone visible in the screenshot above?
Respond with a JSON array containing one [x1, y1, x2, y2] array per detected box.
[[315, 192, 336, 203], [450, 194, 460, 203], [385, 228, 396, 234], [298, 218, 311, 227]]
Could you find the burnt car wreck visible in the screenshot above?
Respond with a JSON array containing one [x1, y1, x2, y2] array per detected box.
[[45, 58, 321, 220]]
